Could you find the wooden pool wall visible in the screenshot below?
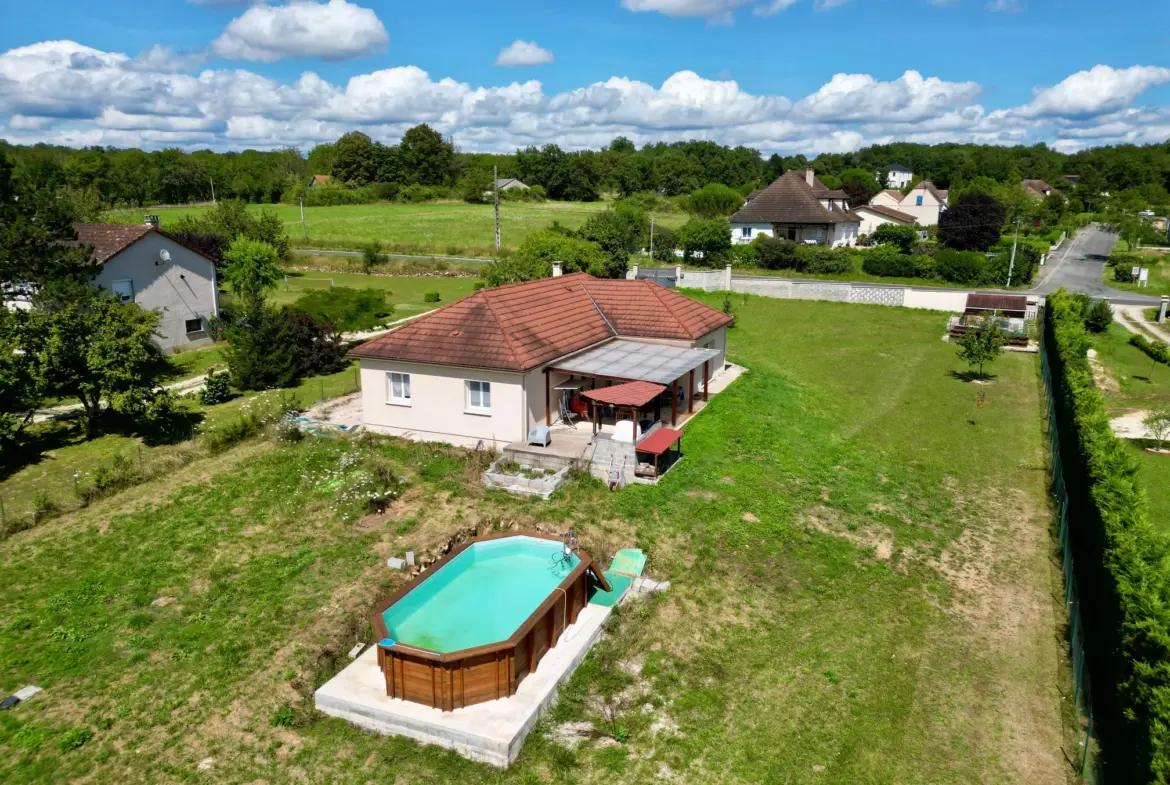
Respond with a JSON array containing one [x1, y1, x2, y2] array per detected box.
[[368, 532, 594, 711]]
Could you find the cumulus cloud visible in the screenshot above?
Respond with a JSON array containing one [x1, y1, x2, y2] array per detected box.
[[1017, 64, 1170, 118], [495, 41, 554, 67], [0, 38, 1166, 155], [128, 44, 208, 73], [212, 0, 388, 62], [620, 0, 753, 24], [753, 0, 799, 16]]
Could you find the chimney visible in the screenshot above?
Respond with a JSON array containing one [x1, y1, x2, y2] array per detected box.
[[144, 214, 160, 229], [552, 261, 563, 278], [805, 168, 815, 187]]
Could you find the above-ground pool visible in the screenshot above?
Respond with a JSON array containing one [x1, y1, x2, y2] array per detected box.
[[369, 532, 609, 711]]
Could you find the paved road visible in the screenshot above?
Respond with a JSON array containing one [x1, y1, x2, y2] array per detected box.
[[1031, 225, 1160, 304]]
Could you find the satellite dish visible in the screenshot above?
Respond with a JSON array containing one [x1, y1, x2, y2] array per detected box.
[[159, 249, 171, 263]]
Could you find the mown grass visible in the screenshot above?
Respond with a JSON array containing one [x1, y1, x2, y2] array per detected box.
[[1100, 252, 1170, 295], [1089, 323, 1170, 409], [104, 201, 687, 257], [1131, 442, 1170, 534], [0, 297, 1073, 784], [273, 268, 478, 317]]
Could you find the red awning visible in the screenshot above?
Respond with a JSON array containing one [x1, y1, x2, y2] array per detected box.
[[582, 381, 666, 408], [635, 427, 683, 456]]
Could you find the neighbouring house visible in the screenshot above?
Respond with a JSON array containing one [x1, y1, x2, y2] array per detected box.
[[309, 174, 333, 188], [71, 218, 220, 350], [1062, 174, 1080, 184], [1021, 179, 1054, 198], [729, 169, 860, 247], [852, 203, 918, 237], [868, 181, 948, 226], [885, 163, 914, 189], [494, 178, 530, 192], [348, 270, 732, 452]]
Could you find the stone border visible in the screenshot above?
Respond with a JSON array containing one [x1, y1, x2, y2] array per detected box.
[[482, 461, 570, 500]]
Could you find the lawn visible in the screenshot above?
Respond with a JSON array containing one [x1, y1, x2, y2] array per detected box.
[[1132, 442, 1170, 534], [1099, 251, 1170, 295], [274, 268, 478, 318], [1089, 323, 1170, 410], [0, 297, 1075, 784], [104, 201, 688, 257]]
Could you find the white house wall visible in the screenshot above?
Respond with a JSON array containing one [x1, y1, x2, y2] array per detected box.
[[358, 359, 526, 449], [731, 222, 774, 246], [855, 209, 908, 236], [91, 232, 218, 350]]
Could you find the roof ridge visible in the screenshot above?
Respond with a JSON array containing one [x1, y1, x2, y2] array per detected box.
[[579, 281, 618, 337], [642, 279, 694, 337]]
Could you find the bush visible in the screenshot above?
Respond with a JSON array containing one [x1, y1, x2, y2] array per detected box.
[[677, 218, 732, 265], [1085, 299, 1114, 332], [871, 223, 917, 253], [483, 230, 609, 286], [728, 243, 758, 267], [423, 291, 440, 303], [360, 240, 382, 274], [797, 246, 852, 274], [1115, 265, 1136, 283], [936, 248, 988, 284], [1129, 333, 1170, 365], [861, 245, 917, 278], [650, 226, 678, 262], [755, 237, 798, 270], [294, 287, 392, 332], [199, 368, 233, 405], [686, 183, 744, 218], [1045, 289, 1170, 782]]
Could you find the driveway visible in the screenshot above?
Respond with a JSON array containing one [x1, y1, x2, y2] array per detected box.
[[1032, 225, 1160, 304]]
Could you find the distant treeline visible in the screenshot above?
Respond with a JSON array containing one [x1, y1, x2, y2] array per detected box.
[[2, 129, 1168, 211]]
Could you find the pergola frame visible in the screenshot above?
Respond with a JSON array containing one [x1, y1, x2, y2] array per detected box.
[[544, 359, 710, 429]]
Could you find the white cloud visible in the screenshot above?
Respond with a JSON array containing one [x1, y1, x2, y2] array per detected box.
[[620, 0, 752, 24], [212, 0, 388, 62], [128, 45, 208, 73], [0, 39, 1166, 155], [986, 0, 1021, 11], [753, 0, 799, 16], [1017, 64, 1170, 118], [495, 41, 554, 67]]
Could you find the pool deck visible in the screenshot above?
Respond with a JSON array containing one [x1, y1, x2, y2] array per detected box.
[[314, 601, 616, 767]]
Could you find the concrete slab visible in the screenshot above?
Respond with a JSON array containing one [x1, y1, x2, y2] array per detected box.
[[314, 603, 614, 767]]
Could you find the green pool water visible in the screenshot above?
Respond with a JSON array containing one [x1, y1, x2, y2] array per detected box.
[[383, 536, 580, 653]]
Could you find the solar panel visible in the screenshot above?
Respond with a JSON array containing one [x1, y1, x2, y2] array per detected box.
[[552, 340, 721, 384]]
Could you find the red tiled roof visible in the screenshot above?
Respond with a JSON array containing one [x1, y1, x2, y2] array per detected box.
[[71, 224, 154, 264], [312, 174, 332, 182], [582, 381, 666, 408], [350, 273, 732, 372], [68, 223, 216, 266], [636, 427, 683, 456]]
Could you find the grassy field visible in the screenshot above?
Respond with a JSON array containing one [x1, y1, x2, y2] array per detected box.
[[1100, 251, 1170, 295], [1132, 443, 1170, 534], [275, 268, 478, 317], [0, 297, 1075, 784], [1088, 323, 1170, 410], [104, 201, 688, 257]]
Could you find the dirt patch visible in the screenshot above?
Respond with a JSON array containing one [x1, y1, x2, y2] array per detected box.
[[684, 490, 717, 500], [803, 505, 895, 562], [741, 512, 759, 522], [1088, 354, 1120, 394]]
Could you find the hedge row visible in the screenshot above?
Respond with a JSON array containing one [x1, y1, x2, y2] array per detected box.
[[1129, 333, 1170, 366], [1045, 289, 1170, 783]]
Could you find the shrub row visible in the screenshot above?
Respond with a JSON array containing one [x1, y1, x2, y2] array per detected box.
[[1045, 288, 1170, 783], [1129, 333, 1170, 366]]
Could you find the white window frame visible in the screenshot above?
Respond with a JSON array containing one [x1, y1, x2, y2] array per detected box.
[[185, 317, 204, 334], [740, 227, 751, 237], [465, 380, 491, 415], [110, 279, 134, 304], [387, 372, 412, 406]]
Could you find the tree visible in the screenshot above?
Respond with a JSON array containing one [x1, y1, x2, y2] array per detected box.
[[361, 240, 382, 274], [956, 312, 1007, 380], [482, 230, 608, 286], [1085, 299, 1113, 333], [577, 203, 648, 277], [400, 124, 455, 186], [221, 238, 282, 309], [38, 290, 175, 437], [838, 168, 880, 207], [0, 151, 92, 288], [332, 131, 378, 185], [686, 184, 743, 218], [224, 306, 299, 391], [458, 168, 493, 204], [1143, 405, 1170, 452], [871, 223, 917, 253], [938, 193, 1006, 251], [0, 307, 48, 448], [677, 218, 732, 265]]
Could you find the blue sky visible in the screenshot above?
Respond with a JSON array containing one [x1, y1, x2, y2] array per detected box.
[[0, 0, 1167, 154]]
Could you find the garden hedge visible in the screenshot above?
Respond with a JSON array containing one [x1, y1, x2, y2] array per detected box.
[[1129, 333, 1170, 366], [1045, 289, 1170, 783]]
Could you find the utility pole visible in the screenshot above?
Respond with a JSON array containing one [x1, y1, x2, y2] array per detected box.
[[1006, 218, 1021, 287], [209, 177, 216, 204], [298, 196, 308, 241], [493, 165, 501, 252], [649, 213, 655, 261]]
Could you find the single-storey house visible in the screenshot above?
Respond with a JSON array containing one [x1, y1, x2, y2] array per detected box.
[[1021, 179, 1054, 198], [72, 219, 219, 350], [494, 178, 530, 192], [309, 174, 333, 188], [852, 203, 918, 237], [348, 270, 732, 450], [885, 163, 913, 189], [729, 169, 860, 248], [868, 181, 948, 226]]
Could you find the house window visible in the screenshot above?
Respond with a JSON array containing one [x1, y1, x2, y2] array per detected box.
[[466, 380, 491, 413], [741, 227, 751, 237], [185, 317, 203, 334], [110, 279, 134, 304], [916, 195, 924, 206], [387, 372, 411, 405]]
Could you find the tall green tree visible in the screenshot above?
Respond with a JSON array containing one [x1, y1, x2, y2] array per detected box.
[[938, 193, 1007, 251], [332, 131, 378, 185], [0, 151, 92, 288], [399, 124, 456, 186], [687, 183, 743, 217], [221, 238, 282, 309]]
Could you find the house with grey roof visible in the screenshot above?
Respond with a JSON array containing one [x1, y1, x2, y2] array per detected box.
[[729, 169, 861, 248], [885, 163, 914, 189], [494, 178, 530, 191]]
